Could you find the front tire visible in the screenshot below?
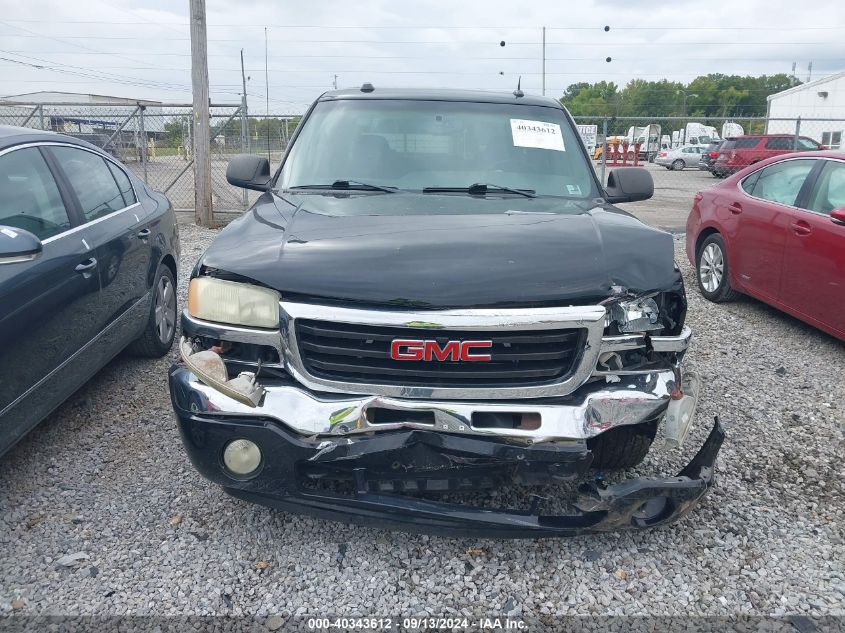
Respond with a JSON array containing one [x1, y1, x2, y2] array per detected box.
[[128, 263, 177, 357], [696, 234, 739, 302]]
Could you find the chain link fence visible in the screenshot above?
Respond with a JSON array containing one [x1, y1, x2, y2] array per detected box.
[[0, 101, 300, 221], [1, 103, 842, 228]]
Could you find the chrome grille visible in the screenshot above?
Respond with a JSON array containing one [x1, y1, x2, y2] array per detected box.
[[295, 320, 586, 388]]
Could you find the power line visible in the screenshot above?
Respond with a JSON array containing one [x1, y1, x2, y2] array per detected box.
[[3, 19, 844, 30], [3, 49, 842, 67], [3, 33, 843, 45]]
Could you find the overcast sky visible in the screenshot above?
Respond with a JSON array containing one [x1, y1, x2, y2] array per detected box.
[[1, 0, 844, 113]]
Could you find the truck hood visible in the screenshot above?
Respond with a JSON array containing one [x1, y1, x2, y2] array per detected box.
[[201, 193, 680, 308]]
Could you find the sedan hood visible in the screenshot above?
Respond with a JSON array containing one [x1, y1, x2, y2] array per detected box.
[[201, 193, 679, 308]]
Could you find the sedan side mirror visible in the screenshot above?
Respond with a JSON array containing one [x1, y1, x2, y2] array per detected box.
[[226, 154, 272, 191], [604, 167, 654, 203], [0, 226, 42, 264], [831, 208, 845, 226]]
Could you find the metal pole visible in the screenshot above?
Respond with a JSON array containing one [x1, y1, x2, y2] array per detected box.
[[138, 105, 148, 184], [240, 48, 250, 153], [793, 116, 801, 151], [190, 0, 213, 227], [600, 117, 608, 186], [265, 27, 271, 162], [38, 105, 44, 130], [541, 27, 546, 96], [240, 100, 249, 210]]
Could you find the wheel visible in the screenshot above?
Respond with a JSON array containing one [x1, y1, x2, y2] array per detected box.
[[696, 234, 739, 303], [672, 159, 685, 171], [587, 422, 656, 470], [128, 263, 177, 357]]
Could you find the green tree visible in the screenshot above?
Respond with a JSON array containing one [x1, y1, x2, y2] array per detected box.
[[559, 73, 802, 120]]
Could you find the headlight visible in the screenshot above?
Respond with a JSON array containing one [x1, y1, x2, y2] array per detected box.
[[188, 277, 279, 328], [609, 296, 662, 333]]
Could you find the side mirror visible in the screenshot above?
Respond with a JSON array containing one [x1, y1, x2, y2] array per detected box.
[[604, 167, 654, 203], [0, 226, 42, 264], [831, 208, 845, 226], [226, 154, 272, 191]]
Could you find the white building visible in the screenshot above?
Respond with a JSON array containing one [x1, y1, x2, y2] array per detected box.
[[766, 71, 845, 149], [1, 91, 162, 106], [0, 91, 165, 135]]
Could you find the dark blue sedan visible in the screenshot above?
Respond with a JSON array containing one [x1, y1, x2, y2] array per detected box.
[[0, 126, 180, 456]]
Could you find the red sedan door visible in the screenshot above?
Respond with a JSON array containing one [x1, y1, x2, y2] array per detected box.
[[731, 158, 818, 302], [780, 159, 845, 337]]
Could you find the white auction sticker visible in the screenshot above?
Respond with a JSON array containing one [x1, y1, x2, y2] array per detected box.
[[510, 119, 565, 152], [1, 228, 18, 238]]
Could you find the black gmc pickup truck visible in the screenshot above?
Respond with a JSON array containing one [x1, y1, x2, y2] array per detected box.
[[169, 86, 724, 537]]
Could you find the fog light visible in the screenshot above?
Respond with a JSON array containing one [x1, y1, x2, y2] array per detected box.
[[223, 439, 262, 476]]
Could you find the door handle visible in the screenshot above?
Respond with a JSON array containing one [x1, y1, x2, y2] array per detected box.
[[791, 222, 812, 236], [75, 257, 98, 273], [728, 202, 742, 215], [137, 228, 151, 239]]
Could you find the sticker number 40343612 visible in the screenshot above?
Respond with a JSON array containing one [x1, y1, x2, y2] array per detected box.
[[510, 119, 565, 152]]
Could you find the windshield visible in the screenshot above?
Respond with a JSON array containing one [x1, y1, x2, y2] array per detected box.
[[277, 99, 599, 199]]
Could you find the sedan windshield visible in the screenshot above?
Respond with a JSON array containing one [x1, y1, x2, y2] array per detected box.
[[277, 99, 598, 199]]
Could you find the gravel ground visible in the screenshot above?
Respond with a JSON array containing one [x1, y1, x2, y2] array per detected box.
[[1, 222, 843, 621]]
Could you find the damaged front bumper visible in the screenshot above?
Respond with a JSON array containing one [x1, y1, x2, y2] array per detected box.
[[170, 366, 724, 537]]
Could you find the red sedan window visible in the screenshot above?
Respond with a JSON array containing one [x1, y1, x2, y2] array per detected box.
[[749, 159, 816, 206], [806, 161, 845, 215]]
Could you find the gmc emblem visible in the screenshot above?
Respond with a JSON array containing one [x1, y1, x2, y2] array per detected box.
[[390, 339, 493, 362]]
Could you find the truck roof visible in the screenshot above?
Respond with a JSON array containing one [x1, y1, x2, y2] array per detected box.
[[319, 86, 564, 109]]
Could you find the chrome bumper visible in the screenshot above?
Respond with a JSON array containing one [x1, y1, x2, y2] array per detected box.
[[170, 365, 682, 441]]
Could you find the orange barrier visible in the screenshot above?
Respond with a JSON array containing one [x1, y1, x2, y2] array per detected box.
[[607, 142, 642, 167]]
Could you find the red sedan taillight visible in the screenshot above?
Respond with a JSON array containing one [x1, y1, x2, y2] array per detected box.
[[659, 151, 667, 157], [709, 151, 718, 158]]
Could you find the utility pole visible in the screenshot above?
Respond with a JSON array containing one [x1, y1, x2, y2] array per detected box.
[[240, 48, 250, 153], [265, 27, 270, 162], [333, 74, 338, 90], [541, 26, 546, 96], [189, 0, 212, 227]]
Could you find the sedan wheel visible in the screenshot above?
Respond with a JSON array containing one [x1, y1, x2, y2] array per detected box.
[[696, 234, 739, 303], [154, 275, 176, 345], [672, 159, 685, 171], [128, 264, 178, 357], [699, 243, 724, 293]]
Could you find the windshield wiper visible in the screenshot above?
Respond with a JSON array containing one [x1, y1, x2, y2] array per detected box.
[[290, 180, 398, 193], [423, 183, 536, 198]]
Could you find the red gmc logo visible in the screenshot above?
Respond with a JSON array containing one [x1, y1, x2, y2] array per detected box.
[[390, 339, 493, 362]]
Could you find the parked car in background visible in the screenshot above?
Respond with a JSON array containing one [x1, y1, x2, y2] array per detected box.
[[656, 145, 706, 170], [0, 126, 180, 456], [699, 140, 724, 174], [686, 152, 845, 341], [713, 134, 824, 177]]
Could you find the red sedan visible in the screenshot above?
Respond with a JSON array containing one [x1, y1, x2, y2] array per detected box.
[[686, 151, 845, 340]]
